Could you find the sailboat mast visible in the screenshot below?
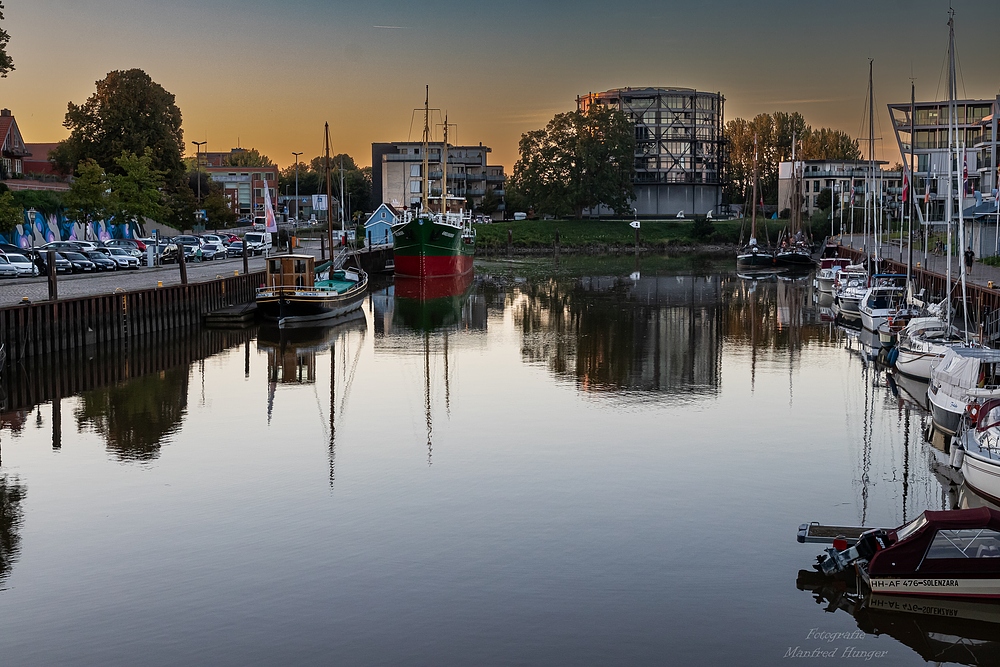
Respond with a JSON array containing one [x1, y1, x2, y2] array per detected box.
[[422, 85, 430, 213], [751, 133, 758, 240], [790, 130, 796, 237], [325, 122, 334, 255], [946, 13, 955, 324], [339, 156, 346, 233], [908, 81, 915, 290], [869, 59, 878, 267], [442, 112, 449, 217]]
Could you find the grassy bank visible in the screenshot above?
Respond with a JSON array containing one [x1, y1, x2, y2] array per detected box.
[[473, 219, 797, 253]]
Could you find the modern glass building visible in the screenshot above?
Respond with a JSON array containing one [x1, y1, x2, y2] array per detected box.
[[577, 87, 725, 217]]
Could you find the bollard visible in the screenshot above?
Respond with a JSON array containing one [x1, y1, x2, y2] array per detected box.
[[233, 270, 238, 276], [46, 250, 58, 300], [178, 246, 188, 285], [157, 281, 163, 288]]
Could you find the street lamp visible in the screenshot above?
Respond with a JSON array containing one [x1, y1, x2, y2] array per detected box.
[[292, 151, 303, 221], [193, 140, 207, 212]]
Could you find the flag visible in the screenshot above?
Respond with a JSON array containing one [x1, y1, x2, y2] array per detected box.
[[924, 182, 931, 205], [901, 172, 909, 204], [963, 149, 971, 195], [262, 180, 278, 233]]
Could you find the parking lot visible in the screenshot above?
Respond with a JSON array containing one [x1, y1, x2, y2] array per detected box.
[[0, 243, 322, 307]]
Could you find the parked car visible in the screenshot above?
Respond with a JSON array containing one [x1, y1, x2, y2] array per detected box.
[[31, 250, 72, 275], [98, 247, 140, 269], [0, 255, 18, 278], [40, 241, 86, 252], [201, 242, 225, 260], [4, 252, 39, 277], [104, 239, 143, 256], [242, 231, 272, 256], [156, 241, 180, 264], [224, 234, 240, 244], [201, 234, 226, 246], [73, 240, 99, 252], [85, 251, 118, 271], [226, 241, 245, 258], [59, 251, 97, 274]]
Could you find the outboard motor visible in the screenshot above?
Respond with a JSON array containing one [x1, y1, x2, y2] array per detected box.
[[816, 530, 890, 576]]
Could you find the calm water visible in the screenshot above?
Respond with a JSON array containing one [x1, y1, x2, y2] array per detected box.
[[0, 257, 989, 666]]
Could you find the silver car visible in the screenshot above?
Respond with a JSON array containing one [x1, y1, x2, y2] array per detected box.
[[0, 255, 19, 278], [4, 252, 38, 276], [98, 247, 140, 269]]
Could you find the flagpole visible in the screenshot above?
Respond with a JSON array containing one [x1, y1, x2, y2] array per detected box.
[[908, 81, 914, 292]]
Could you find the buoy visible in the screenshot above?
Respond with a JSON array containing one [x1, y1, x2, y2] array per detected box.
[[950, 446, 965, 469]]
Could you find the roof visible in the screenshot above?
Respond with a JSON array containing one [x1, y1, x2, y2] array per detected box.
[[23, 142, 59, 160], [0, 113, 29, 158]]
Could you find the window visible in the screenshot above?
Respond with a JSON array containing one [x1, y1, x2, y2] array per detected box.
[[410, 164, 421, 177], [925, 529, 1000, 559], [410, 181, 421, 193], [253, 188, 262, 198]]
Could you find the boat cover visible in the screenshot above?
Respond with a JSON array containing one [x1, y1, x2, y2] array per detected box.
[[868, 507, 1000, 577], [932, 347, 1000, 390]]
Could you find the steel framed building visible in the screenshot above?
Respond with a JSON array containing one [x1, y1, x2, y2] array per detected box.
[[577, 87, 725, 217]]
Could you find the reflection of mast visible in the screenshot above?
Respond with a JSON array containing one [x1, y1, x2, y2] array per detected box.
[[424, 332, 433, 466], [859, 363, 873, 525], [902, 404, 910, 522], [444, 331, 451, 416], [329, 342, 336, 486]]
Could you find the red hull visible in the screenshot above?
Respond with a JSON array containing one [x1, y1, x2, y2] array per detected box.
[[394, 254, 473, 278]]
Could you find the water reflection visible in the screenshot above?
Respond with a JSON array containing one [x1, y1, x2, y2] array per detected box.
[[74, 368, 189, 461], [0, 474, 26, 588], [797, 571, 1000, 665], [257, 314, 368, 485]]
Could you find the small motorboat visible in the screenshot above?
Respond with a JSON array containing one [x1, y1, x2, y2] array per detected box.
[[815, 257, 851, 293], [256, 254, 368, 327], [805, 507, 1000, 599], [858, 274, 918, 333], [894, 315, 967, 381], [832, 265, 867, 323], [952, 399, 1000, 506]]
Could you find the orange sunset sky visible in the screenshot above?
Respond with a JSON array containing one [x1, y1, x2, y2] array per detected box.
[[5, 0, 999, 170]]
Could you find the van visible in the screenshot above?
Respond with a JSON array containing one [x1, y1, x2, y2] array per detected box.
[[513, 212, 527, 221], [243, 231, 272, 256], [252, 217, 266, 232]]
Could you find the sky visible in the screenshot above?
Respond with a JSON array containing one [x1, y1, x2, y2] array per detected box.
[[5, 0, 1000, 171]]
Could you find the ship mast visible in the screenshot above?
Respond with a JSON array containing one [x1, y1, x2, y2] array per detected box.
[[751, 134, 758, 241], [325, 122, 334, 256], [442, 112, 449, 217], [422, 85, 430, 213]]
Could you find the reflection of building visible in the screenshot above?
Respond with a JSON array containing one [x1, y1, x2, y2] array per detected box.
[[372, 142, 505, 218], [577, 87, 725, 217], [516, 275, 723, 395]]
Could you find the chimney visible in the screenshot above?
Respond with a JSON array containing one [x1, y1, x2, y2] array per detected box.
[[0, 109, 10, 117]]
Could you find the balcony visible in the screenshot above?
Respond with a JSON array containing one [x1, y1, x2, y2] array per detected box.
[[429, 171, 443, 179], [486, 173, 505, 182], [467, 188, 486, 197], [447, 172, 467, 180]]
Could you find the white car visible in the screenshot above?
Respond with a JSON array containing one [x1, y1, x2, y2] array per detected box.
[[99, 246, 140, 269], [4, 252, 38, 276], [0, 255, 18, 278]]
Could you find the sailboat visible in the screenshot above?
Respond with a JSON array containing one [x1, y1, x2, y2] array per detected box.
[[736, 134, 774, 270], [391, 87, 476, 278], [775, 135, 814, 269], [255, 124, 368, 326]]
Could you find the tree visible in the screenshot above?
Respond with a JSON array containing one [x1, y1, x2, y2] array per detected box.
[[107, 149, 167, 228], [52, 69, 185, 186], [0, 190, 19, 234], [0, 2, 13, 78], [11, 190, 63, 216], [799, 128, 861, 160], [279, 153, 371, 214], [223, 148, 272, 168], [816, 187, 833, 211], [63, 159, 109, 227], [508, 106, 635, 218]]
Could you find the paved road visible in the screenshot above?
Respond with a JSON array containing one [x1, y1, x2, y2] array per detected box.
[[0, 243, 324, 307], [840, 235, 1000, 289]]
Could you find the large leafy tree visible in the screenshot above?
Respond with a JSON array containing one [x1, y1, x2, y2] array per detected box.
[[0, 190, 20, 234], [224, 148, 272, 168], [107, 148, 167, 226], [725, 111, 861, 206], [0, 2, 13, 78], [52, 69, 185, 187], [63, 159, 109, 227], [507, 106, 635, 218]]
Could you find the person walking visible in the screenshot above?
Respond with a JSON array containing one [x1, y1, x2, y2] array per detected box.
[[965, 246, 975, 276]]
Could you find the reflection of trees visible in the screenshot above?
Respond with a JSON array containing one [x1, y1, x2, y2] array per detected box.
[[0, 474, 26, 586], [74, 368, 189, 461], [513, 277, 721, 394]]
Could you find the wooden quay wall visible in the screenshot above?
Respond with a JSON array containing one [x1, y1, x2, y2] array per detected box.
[[0, 271, 264, 360]]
